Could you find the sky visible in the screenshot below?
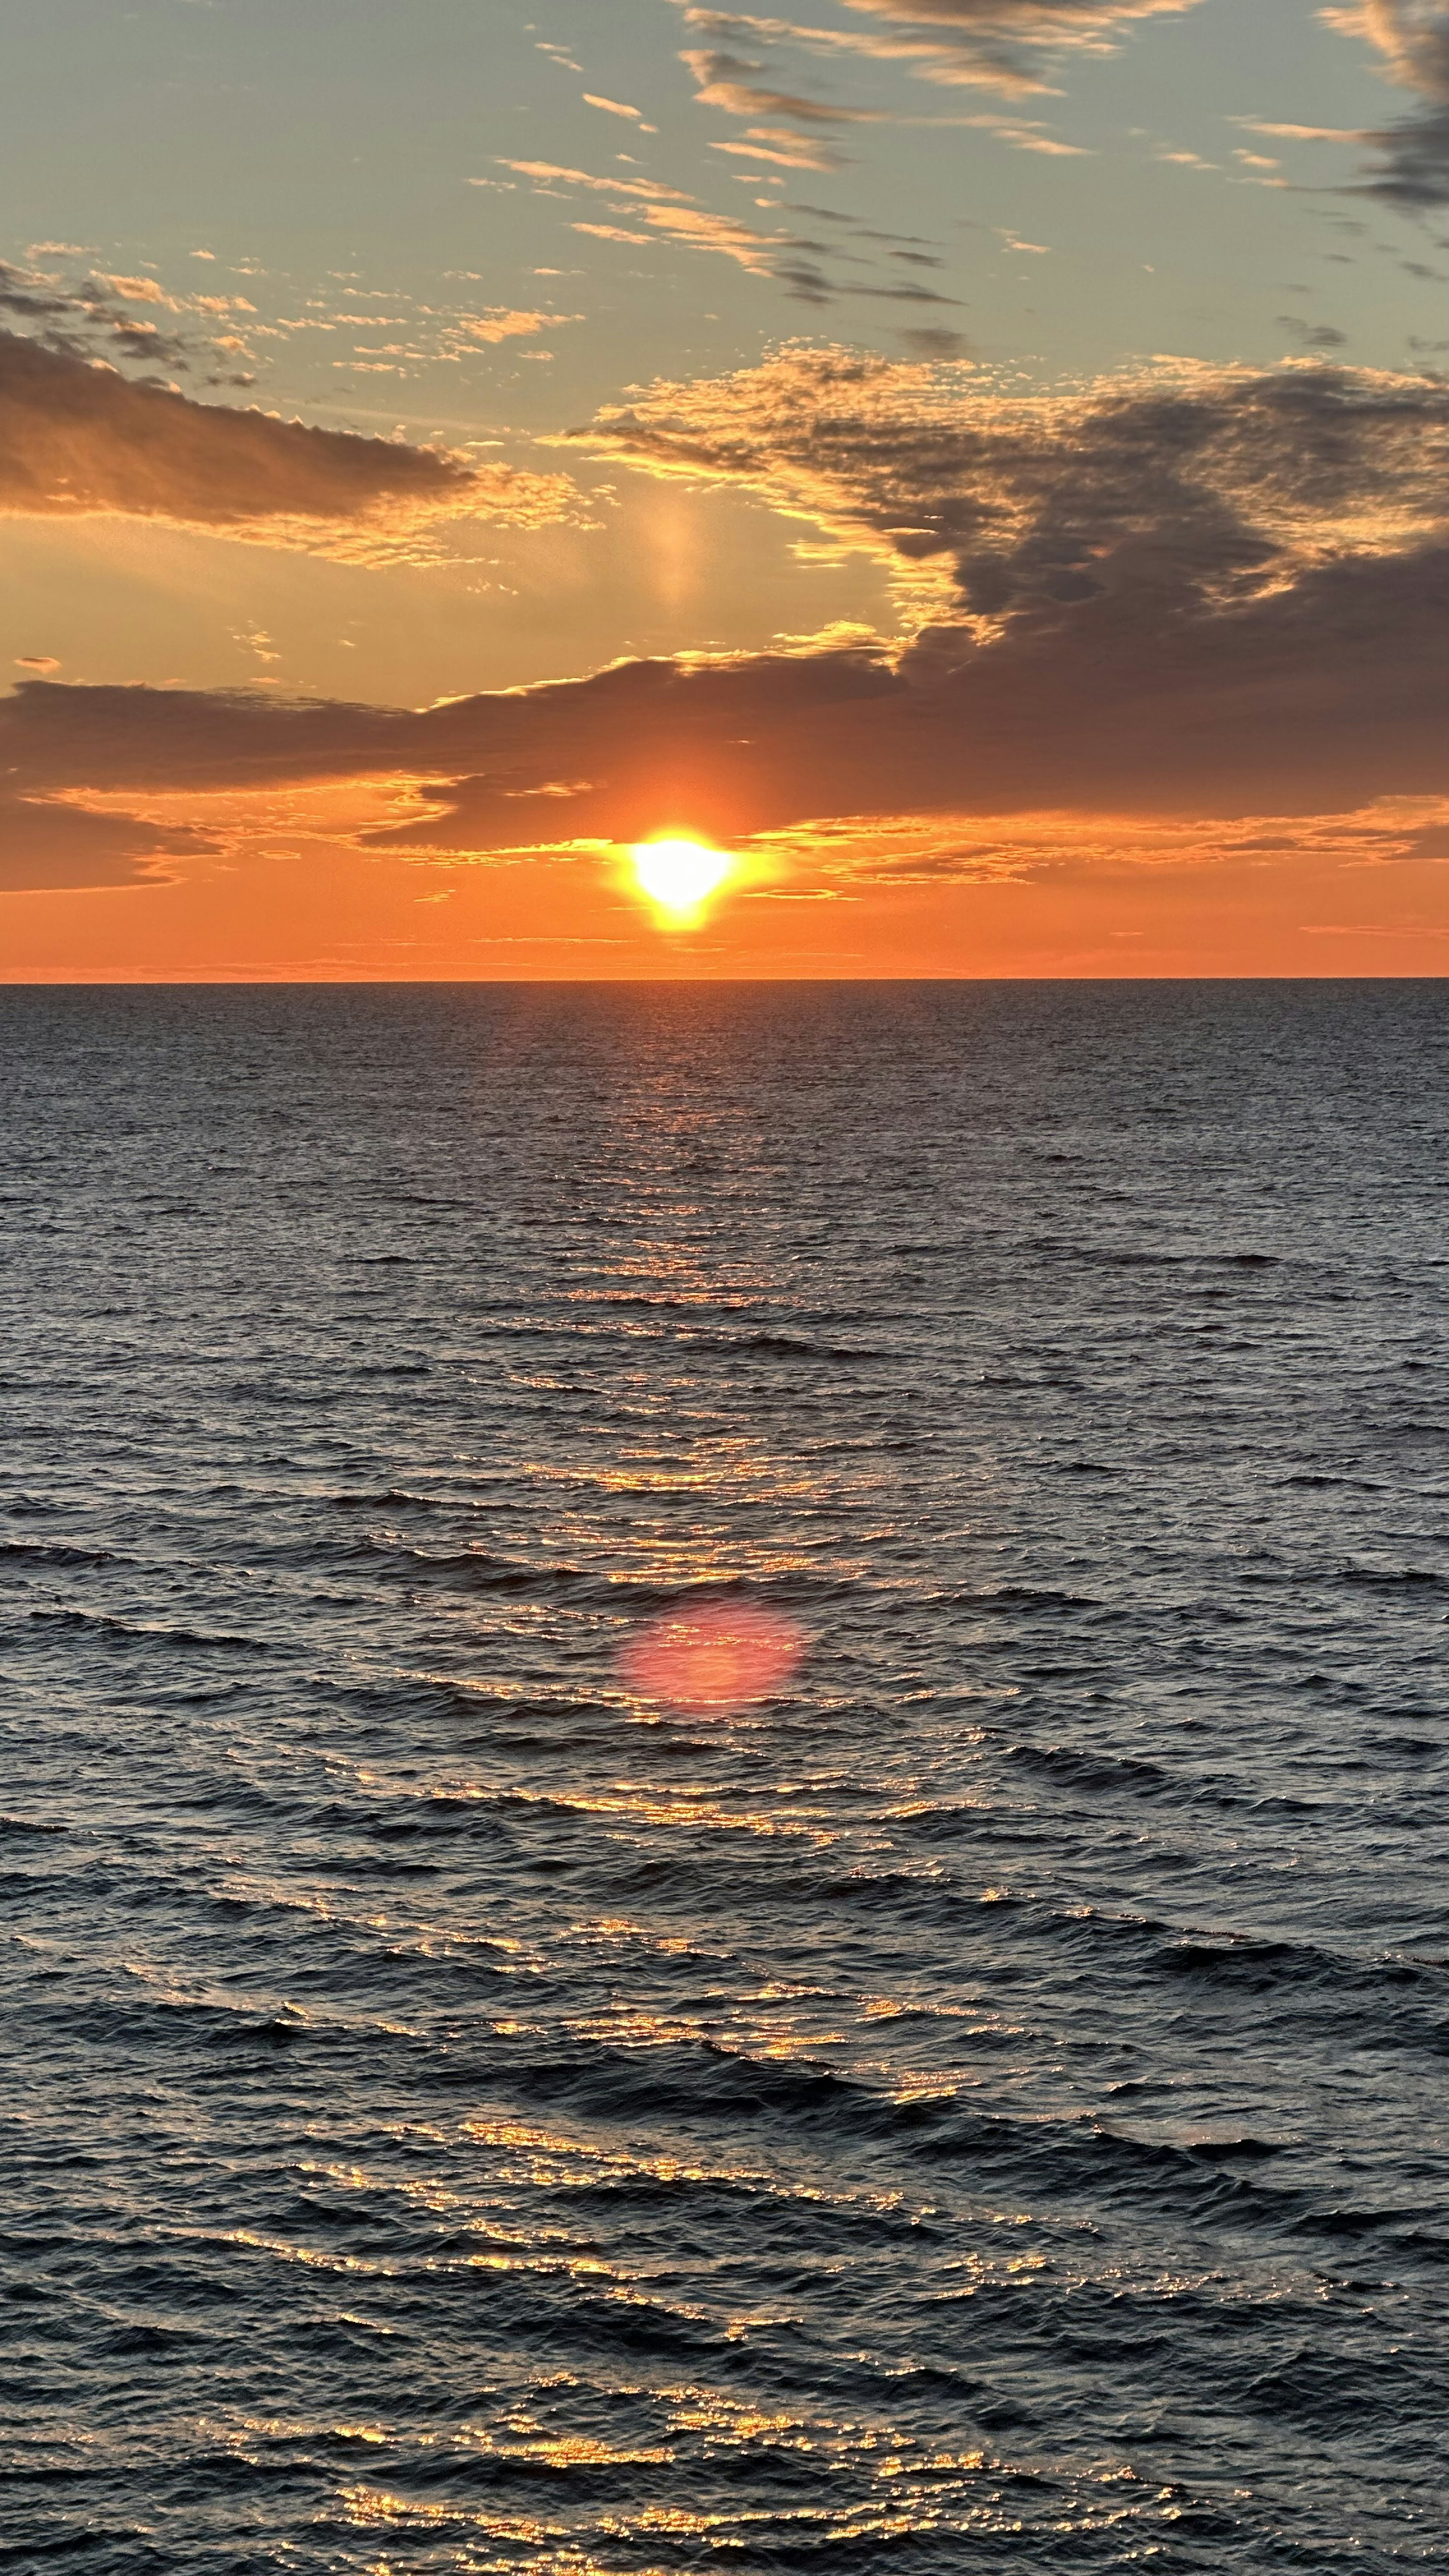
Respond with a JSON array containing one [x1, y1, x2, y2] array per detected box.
[[2, 0, 1449, 979]]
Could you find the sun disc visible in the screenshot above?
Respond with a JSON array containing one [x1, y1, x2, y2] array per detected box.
[[631, 838, 734, 914]]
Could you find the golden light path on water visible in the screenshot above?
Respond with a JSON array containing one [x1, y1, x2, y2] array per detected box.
[[630, 837, 735, 919]]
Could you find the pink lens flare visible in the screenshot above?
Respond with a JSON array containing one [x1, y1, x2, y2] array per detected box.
[[619, 1602, 805, 1713]]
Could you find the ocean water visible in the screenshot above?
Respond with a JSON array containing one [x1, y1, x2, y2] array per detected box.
[[2, 978, 1448, 2574]]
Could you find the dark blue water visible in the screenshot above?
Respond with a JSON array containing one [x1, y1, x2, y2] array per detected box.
[[2, 980, 1448, 2572]]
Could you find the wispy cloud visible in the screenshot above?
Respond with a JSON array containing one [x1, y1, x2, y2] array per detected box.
[[0, 254, 197, 370], [494, 160, 691, 202], [673, 0, 1204, 107], [582, 92, 660, 130], [1323, 2, 1449, 203], [681, 42, 886, 119], [0, 789, 215, 892], [711, 129, 846, 166], [499, 148, 994, 299], [457, 307, 583, 344], [497, 156, 810, 280]]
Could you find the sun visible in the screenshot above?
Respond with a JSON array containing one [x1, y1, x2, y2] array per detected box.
[[630, 837, 734, 918]]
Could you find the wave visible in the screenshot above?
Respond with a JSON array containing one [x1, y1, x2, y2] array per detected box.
[[290, 1536, 860, 1610], [1338, 1563, 1446, 1591], [19, 1607, 267, 1651], [0, 1539, 116, 1568], [949, 1584, 1104, 1613]]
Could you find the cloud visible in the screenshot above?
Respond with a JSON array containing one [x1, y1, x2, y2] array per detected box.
[[0, 331, 576, 556], [630, 203, 791, 269], [674, 0, 1205, 100], [835, 0, 1197, 36], [1329, 0, 1449, 92], [502, 149, 972, 298], [582, 92, 660, 129], [898, 325, 974, 355], [0, 255, 198, 369], [0, 792, 215, 892], [89, 272, 175, 307], [458, 307, 582, 343], [500, 156, 796, 276], [737, 794, 1449, 889], [569, 346, 1449, 630], [1326, 1, 1449, 202], [351, 540, 1449, 849], [712, 129, 846, 166], [675, 11, 1105, 157], [495, 160, 689, 201], [1276, 314, 1349, 350], [1362, 99, 1449, 202], [681, 43, 884, 118], [5, 554, 1449, 868], [8, 354, 1449, 883], [681, 37, 1091, 161]]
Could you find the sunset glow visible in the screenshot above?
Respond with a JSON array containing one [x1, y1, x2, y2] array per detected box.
[[2, 1, 1445, 980]]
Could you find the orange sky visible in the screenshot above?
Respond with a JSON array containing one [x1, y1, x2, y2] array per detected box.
[[3, 791, 1446, 981]]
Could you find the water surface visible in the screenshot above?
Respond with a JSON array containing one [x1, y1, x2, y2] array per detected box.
[[2, 980, 1448, 2571]]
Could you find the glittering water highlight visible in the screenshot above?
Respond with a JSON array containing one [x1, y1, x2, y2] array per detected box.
[[2, 979, 1447, 2572]]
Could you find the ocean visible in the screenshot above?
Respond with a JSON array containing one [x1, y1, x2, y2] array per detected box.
[[2, 978, 1447, 2572]]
